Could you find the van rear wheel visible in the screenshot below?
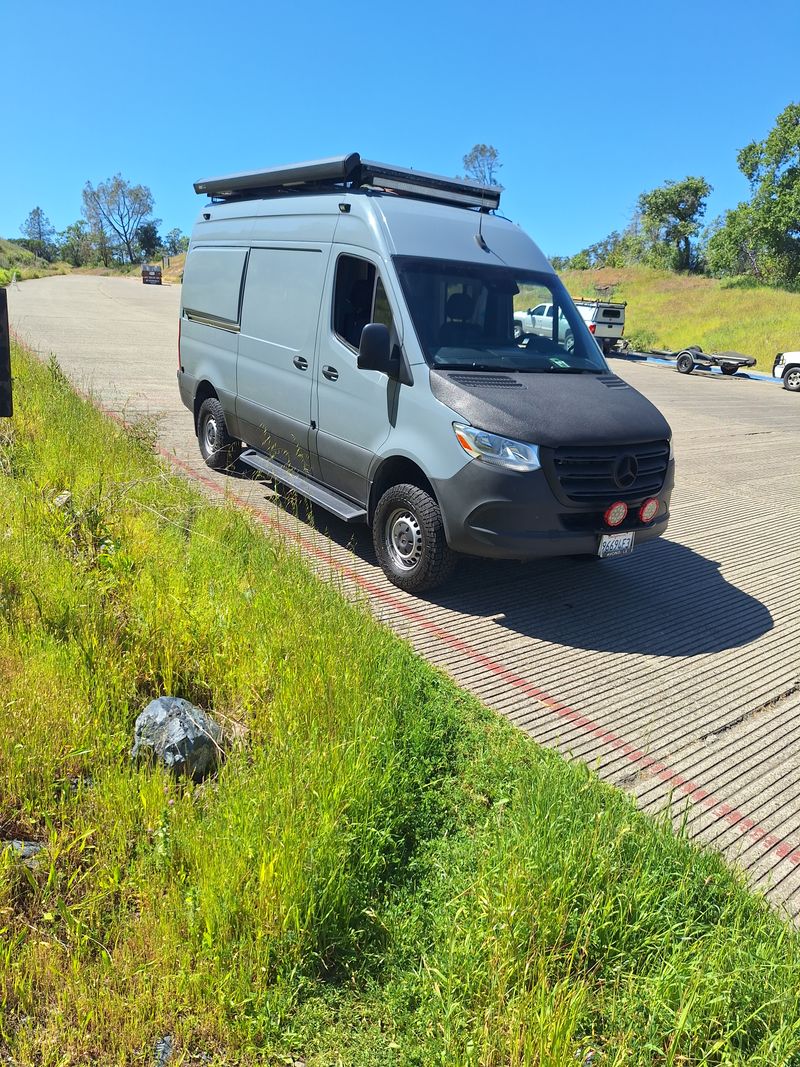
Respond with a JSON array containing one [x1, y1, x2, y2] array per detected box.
[[197, 397, 241, 470], [373, 484, 456, 593]]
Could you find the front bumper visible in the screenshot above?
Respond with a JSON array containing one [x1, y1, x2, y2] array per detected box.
[[432, 459, 675, 560]]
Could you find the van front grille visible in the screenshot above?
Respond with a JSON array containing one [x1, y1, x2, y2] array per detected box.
[[546, 440, 670, 503]]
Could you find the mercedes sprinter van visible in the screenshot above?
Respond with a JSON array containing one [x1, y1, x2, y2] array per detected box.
[[178, 154, 674, 592]]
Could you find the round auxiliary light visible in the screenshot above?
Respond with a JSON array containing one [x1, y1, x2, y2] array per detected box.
[[639, 497, 660, 523], [604, 501, 628, 528]]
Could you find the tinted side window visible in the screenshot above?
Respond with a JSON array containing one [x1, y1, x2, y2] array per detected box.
[[333, 255, 395, 350]]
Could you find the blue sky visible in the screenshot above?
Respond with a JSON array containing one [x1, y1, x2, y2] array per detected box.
[[3, 0, 798, 256]]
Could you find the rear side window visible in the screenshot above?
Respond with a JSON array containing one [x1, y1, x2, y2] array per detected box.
[[182, 246, 248, 327], [333, 255, 395, 350]]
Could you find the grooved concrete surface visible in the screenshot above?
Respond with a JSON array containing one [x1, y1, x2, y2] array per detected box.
[[10, 275, 800, 917]]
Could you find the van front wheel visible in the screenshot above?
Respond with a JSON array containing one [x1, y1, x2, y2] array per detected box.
[[373, 484, 456, 593], [197, 397, 241, 470]]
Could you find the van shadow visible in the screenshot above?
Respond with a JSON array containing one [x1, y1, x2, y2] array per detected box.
[[238, 472, 772, 658]]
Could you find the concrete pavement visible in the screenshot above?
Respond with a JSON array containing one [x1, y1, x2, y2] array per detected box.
[[9, 274, 800, 917]]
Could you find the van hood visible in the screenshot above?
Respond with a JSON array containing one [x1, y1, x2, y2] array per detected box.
[[429, 369, 671, 447]]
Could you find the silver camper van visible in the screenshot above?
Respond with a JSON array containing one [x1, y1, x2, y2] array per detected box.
[[178, 154, 674, 592]]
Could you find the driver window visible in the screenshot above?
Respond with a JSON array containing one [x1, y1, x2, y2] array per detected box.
[[333, 255, 396, 351]]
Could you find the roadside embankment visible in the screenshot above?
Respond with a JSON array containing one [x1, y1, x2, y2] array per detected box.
[[561, 265, 800, 372], [2, 341, 799, 1064]]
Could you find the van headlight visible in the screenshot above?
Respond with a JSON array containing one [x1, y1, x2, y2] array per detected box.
[[668, 437, 674, 460], [453, 423, 541, 472]]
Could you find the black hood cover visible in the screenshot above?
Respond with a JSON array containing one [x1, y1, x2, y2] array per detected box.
[[429, 370, 671, 447]]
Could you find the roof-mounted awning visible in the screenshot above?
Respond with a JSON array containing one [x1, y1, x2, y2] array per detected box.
[[193, 153, 501, 211]]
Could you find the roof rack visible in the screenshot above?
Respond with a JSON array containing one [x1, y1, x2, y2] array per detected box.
[[194, 153, 501, 211]]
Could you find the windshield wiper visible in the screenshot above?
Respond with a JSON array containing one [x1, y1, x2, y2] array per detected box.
[[545, 366, 595, 374], [435, 362, 506, 372]]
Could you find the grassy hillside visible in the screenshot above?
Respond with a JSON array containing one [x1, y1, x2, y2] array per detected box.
[[161, 251, 185, 284], [2, 341, 800, 1064], [559, 266, 800, 372], [0, 238, 69, 287]]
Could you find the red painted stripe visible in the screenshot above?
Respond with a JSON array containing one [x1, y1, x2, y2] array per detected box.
[[24, 352, 797, 877], [160, 449, 800, 872]]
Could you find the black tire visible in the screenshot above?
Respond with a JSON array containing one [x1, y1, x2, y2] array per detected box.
[[720, 363, 738, 376], [373, 483, 457, 593], [564, 330, 575, 353], [197, 397, 241, 470], [514, 321, 524, 341], [676, 352, 695, 374], [783, 366, 800, 392]]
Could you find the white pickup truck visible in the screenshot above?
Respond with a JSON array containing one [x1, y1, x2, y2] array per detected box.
[[514, 298, 626, 355], [773, 351, 800, 392]]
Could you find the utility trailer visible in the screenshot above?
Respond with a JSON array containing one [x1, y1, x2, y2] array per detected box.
[[612, 340, 757, 376], [669, 345, 757, 376]]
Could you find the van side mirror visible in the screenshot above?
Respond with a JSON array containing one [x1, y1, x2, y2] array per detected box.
[[358, 323, 393, 374]]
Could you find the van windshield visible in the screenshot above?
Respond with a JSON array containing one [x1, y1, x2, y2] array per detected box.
[[394, 257, 608, 374]]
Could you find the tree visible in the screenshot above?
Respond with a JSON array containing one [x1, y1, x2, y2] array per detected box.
[[463, 144, 503, 187], [164, 227, 188, 255], [637, 176, 712, 272], [725, 101, 800, 286], [82, 175, 155, 264], [20, 207, 56, 261], [136, 221, 162, 260], [706, 204, 769, 280], [57, 220, 93, 267]]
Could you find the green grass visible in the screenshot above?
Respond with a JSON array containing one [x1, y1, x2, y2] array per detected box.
[[558, 265, 800, 372], [2, 342, 800, 1064], [0, 238, 70, 287]]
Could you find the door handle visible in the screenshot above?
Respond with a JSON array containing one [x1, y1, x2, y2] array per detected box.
[[293, 355, 308, 371], [322, 365, 339, 381]]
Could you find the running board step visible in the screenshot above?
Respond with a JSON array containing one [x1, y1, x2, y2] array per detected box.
[[239, 449, 367, 523]]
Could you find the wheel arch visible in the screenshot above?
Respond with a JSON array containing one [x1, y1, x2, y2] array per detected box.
[[193, 380, 219, 433], [368, 455, 439, 525]]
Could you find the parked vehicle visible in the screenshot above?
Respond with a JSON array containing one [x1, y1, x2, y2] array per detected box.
[[674, 346, 757, 376], [574, 299, 626, 355], [513, 303, 573, 347], [142, 264, 162, 285], [178, 153, 674, 591], [773, 351, 800, 392], [514, 298, 626, 355]]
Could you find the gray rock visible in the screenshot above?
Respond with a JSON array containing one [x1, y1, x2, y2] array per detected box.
[[2, 840, 44, 868], [132, 697, 223, 782], [153, 1035, 173, 1066]]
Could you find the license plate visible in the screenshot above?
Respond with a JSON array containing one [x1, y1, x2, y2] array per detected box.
[[598, 531, 635, 558]]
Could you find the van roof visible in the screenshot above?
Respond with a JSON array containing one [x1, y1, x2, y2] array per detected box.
[[194, 153, 501, 212]]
